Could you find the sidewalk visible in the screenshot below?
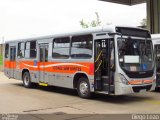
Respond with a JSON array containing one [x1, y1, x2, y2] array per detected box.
[[0, 66, 3, 72]]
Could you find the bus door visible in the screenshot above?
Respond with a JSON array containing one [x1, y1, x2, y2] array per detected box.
[[94, 39, 115, 93], [9, 46, 16, 78], [39, 44, 49, 83]]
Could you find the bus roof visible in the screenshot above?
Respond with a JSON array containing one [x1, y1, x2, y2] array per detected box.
[[152, 34, 160, 45], [5, 25, 146, 43], [152, 34, 160, 40]]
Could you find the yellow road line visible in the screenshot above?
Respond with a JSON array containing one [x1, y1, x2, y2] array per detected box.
[[144, 100, 160, 105]]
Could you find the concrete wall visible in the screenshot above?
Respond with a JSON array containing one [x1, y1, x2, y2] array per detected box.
[[147, 0, 160, 34], [100, 0, 160, 34], [100, 0, 145, 5]]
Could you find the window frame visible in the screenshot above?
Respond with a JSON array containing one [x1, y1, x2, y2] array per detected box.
[[5, 43, 9, 59], [52, 37, 70, 59], [17, 42, 25, 59], [71, 34, 93, 59], [24, 40, 37, 59]]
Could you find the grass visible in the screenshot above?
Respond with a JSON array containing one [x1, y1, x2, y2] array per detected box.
[[0, 55, 3, 66]]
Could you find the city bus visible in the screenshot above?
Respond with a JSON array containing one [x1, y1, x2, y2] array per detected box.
[[4, 26, 156, 98], [152, 34, 160, 88]]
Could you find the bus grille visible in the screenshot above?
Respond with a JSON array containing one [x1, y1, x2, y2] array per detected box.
[[132, 85, 152, 93]]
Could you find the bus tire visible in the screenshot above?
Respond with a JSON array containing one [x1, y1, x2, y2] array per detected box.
[[22, 72, 35, 88], [77, 77, 91, 99]]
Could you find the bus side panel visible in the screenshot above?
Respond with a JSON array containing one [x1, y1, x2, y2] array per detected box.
[[48, 71, 94, 90], [50, 72, 73, 89], [30, 70, 39, 83], [15, 69, 22, 80], [4, 59, 16, 79], [43, 61, 93, 89], [16, 59, 94, 88], [4, 60, 11, 78], [45, 61, 94, 89], [17, 60, 39, 83]]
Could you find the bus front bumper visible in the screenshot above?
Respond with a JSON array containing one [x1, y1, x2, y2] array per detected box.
[[115, 81, 156, 95]]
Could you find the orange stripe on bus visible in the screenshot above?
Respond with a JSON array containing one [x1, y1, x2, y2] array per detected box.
[[4, 60, 16, 69], [4, 60, 95, 75]]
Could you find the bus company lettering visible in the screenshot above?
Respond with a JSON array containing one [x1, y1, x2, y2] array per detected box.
[[53, 66, 81, 71]]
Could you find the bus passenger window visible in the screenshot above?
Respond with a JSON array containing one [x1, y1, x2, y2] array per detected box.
[[17, 42, 25, 58], [25, 41, 37, 58], [71, 34, 93, 59], [5, 44, 9, 58], [52, 37, 70, 59]]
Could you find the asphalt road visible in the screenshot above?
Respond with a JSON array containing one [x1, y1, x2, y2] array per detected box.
[[0, 72, 160, 119]]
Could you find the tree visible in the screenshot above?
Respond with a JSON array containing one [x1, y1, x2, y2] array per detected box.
[[80, 12, 101, 28], [140, 18, 147, 27], [80, 19, 89, 28]]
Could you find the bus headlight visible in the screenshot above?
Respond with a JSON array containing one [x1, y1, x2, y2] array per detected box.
[[119, 74, 128, 85], [154, 75, 156, 80]]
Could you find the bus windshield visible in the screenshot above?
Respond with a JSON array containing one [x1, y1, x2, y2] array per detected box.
[[117, 37, 154, 72]]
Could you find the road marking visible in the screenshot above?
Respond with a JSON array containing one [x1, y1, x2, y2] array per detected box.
[[144, 100, 160, 105]]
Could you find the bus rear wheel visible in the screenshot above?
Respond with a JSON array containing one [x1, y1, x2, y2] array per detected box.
[[22, 72, 35, 88], [77, 77, 91, 99]]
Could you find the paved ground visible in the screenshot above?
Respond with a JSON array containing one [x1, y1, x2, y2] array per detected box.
[[0, 72, 160, 119], [0, 66, 3, 72]]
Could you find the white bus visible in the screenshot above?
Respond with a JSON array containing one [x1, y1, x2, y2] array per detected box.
[[152, 34, 160, 88], [4, 26, 156, 98]]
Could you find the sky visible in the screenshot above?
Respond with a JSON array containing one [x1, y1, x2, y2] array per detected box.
[[0, 0, 146, 42]]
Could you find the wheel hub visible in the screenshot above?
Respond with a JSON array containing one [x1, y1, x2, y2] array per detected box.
[[80, 81, 88, 95], [24, 76, 29, 86]]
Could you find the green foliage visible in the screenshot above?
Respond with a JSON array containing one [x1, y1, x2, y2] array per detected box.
[[140, 18, 147, 27], [80, 12, 101, 28], [80, 19, 89, 28], [0, 55, 3, 65]]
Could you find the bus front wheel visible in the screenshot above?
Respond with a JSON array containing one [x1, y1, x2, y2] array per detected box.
[[77, 77, 91, 99], [22, 72, 35, 88]]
